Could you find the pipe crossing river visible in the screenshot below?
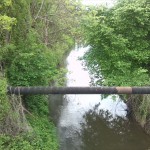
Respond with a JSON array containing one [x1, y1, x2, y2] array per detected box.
[[7, 86, 150, 95]]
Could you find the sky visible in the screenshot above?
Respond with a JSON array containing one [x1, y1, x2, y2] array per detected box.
[[81, 0, 115, 7]]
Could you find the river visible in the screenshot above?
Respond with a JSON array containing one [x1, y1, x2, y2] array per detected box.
[[49, 47, 150, 150]]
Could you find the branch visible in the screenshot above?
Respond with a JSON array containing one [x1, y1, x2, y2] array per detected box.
[[34, 0, 45, 20]]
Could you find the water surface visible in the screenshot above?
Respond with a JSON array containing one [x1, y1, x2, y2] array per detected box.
[[49, 47, 150, 150]]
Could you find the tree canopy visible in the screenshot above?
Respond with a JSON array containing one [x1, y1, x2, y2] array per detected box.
[[83, 0, 150, 86]]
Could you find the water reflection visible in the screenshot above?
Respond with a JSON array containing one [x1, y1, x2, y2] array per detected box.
[[49, 47, 150, 150], [81, 104, 150, 150], [49, 94, 64, 124]]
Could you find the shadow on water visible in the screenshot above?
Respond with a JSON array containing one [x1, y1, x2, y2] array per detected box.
[[80, 103, 150, 150], [49, 94, 64, 125]]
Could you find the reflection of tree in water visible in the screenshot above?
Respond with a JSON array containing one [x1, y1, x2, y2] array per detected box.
[[80, 103, 150, 150]]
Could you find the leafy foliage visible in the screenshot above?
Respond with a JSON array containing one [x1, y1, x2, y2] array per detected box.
[[0, 15, 16, 31], [83, 0, 150, 86], [0, 0, 84, 149], [0, 116, 58, 150], [0, 0, 16, 31], [0, 78, 10, 122]]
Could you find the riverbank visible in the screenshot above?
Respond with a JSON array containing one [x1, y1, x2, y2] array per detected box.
[[127, 95, 150, 135], [0, 40, 74, 149], [0, 115, 59, 150], [0, 0, 82, 148], [0, 79, 59, 149]]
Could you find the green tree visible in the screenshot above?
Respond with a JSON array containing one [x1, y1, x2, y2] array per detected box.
[[0, 0, 85, 149], [83, 0, 150, 86], [0, 0, 16, 32]]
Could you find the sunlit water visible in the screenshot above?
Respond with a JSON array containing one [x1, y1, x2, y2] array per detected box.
[[49, 47, 150, 150]]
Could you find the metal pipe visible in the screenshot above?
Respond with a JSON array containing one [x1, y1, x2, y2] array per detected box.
[[7, 86, 150, 95]]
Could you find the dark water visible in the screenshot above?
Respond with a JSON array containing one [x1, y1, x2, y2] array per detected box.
[[49, 47, 150, 150]]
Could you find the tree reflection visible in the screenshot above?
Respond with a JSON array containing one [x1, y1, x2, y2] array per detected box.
[[80, 103, 150, 150]]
